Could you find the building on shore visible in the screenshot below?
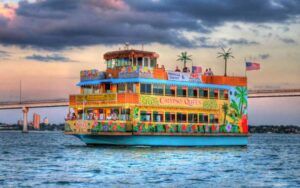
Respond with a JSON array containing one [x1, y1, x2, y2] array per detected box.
[[33, 113, 40, 129], [17, 120, 23, 125], [43, 117, 49, 125]]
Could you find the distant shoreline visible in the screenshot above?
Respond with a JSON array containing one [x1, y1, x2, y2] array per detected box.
[[0, 124, 299, 134]]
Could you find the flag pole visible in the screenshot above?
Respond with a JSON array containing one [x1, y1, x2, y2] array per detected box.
[[244, 57, 247, 77]]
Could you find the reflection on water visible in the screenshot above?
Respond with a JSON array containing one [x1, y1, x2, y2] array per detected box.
[[0, 132, 299, 187]]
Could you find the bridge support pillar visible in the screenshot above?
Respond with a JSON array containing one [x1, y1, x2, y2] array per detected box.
[[22, 106, 29, 133]]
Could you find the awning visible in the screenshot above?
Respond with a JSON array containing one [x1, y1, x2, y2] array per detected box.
[[77, 79, 113, 86], [77, 78, 232, 89]]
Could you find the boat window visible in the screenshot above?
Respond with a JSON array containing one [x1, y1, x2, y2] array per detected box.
[[117, 84, 126, 93], [99, 109, 105, 120], [140, 83, 152, 94], [220, 89, 228, 100], [214, 89, 219, 99], [120, 108, 130, 121], [153, 111, 163, 122], [83, 86, 93, 94], [199, 88, 208, 98], [188, 113, 198, 123], [199, 113, 208, 123], [224, 90, 228, 100], [108, 108, 119, 121], [209, 89, 218, 99], [138, 57, 143, 66], [177, 86, 187, 97], [105, 83, 111, 93], [123, 58, 130, 67], [114, 59, 120, 68], [209, 89, 214, 99], [188, 87, 198, 98], [165, 112, 175, 122], [144, 57, 149, 67], [106, 60, 113, 69], [165, 85, 175, 96], [92, 85, 101, 94], [140, 111, 151, 121], [127, 83, 136, 93], [209, 114, 219, 124], [153, 84, 164, 95], [177, 112, 187, 123], [150, 58, 157, 68]]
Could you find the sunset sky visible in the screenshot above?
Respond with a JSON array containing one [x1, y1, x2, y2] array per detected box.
[[0, 0, 299, 124]]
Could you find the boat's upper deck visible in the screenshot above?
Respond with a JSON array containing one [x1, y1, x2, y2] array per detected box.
[[80, 49, 246, 87]]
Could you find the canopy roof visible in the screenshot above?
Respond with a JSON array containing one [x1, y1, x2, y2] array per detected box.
[[77, 78, 232, 90]]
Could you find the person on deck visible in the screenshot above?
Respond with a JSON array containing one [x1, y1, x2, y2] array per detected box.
[[208, 68, 214, 76], [182, 66, 188, 72], [175, 66, 180, 72], [204, 69, 209, 75]]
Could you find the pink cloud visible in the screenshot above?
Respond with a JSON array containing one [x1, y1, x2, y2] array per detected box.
[[0, 3, 17, 20], [88, 0, 129, 10]]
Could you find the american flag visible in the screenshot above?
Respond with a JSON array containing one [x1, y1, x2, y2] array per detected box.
[[192, 66, 202, 73], [246, 62, 260, 71]]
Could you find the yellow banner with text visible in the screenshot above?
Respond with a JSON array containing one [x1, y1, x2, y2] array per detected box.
[[69, 93, 117, 106], [139, 95, 221, 110]]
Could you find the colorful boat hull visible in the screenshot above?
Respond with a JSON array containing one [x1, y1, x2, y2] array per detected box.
[[75, 135, 248, 146]]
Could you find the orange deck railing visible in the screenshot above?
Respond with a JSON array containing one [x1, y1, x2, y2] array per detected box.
[[69, 93, 140, 106], [202, 75, 247, 87], [153, 68, 168, 80]]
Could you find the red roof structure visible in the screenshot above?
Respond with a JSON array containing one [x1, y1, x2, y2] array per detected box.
[[104, 49, 159, 60]]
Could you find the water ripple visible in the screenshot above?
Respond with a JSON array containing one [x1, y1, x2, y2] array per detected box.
[[0, 132, 300, 187]]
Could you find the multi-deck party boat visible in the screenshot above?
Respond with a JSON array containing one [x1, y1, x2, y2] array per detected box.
[[65, 49, 249, 146]]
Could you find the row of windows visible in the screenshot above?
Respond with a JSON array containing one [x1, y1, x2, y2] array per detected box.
[[140, 111, 219, 123], [75, 108, 131, 121], [82, 83, 228, 100], [141, 84, 228, 99], [106, 58, 157, 69], [117, 83, 137, 93]]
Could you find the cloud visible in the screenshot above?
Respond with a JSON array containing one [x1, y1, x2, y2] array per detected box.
[[0, 0, 299, 49], [279, 37, 297, 44], [259, 53, 270, 59], [25, 54, 77, 63], [224, 38, 259, 46], [0, 49, 10, 59]]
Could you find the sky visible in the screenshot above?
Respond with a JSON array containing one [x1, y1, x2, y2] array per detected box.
[[0, 0, 299, 124]]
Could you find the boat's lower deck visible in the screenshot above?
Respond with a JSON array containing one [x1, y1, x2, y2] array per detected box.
[[70, 133, 249, 146]]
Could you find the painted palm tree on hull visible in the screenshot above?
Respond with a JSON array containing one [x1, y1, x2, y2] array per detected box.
[[177, 52, 192, 68], [222, 103, 229, 125], [236, 87, 247, 115], [228, 87, 248, 125], [217, 48, 234, 77]]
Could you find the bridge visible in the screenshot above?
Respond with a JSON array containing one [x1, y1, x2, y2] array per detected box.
[[0, 89, 299, 132]]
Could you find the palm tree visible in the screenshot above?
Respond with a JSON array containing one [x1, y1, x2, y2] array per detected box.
[[217, 48, 234, 76], [177, 52, 192, 67], [222, 103, 229, 125]]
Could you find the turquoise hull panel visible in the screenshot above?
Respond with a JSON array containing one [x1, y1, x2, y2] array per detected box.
[[75, 135, 248, 146]]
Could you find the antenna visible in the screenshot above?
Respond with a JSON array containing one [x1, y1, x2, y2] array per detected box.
[[19, 80, 22, 104], [141, 44, 144, 51]]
